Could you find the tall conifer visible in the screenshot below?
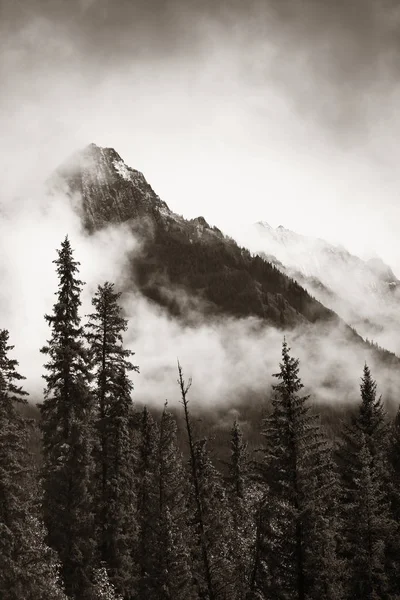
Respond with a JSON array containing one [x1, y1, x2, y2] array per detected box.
[[226, 419, 254, 599], [152, 403, 195, 599], [39, 236, 95, 599], [178, 363, 234, 600], [134, 405, 159, 599], [86, 281, 138, 595], [0, 329, 67, 599], [255, 340, 338, 600], [338, 364, 391, 599]]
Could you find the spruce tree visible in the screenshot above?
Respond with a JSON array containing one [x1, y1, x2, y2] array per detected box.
[[39, 236, 95, 599], [178, 363, 234, 600], [226, 419, 254, 599], [348, 436, 390, 599], [153, 403, 195, 599], [192, 438, 235, 599], [134, 405, 160, 599], [255, 339, 338, 600], [338, 363, 391, 599], [387, 406, 400, 598], [0, 329, 67, 600], [86, 281, 139, 596]]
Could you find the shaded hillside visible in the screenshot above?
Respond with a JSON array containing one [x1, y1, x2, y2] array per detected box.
[[50, 143, 399, 368]]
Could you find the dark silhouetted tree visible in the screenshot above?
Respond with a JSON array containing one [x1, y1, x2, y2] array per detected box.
[[134, 405, 159, 599], [387, 406, 400, 598], [226, 419, 254, 599], [338, 364, 391, 599], [39, 236, 95, 599], [255, 340, 340, 600], [178, 363, 234, 600], [152, 403, 195, 599], [86, 281, 139, 595], [0, 329, 67, 600]]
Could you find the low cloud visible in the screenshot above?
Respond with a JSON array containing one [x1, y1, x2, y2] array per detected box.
[[0, 175, 397, 415]]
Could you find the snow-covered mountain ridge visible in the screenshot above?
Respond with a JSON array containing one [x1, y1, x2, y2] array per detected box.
[[244, 221, 400, 353]]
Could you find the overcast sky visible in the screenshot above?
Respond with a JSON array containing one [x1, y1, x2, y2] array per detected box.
[[3, 0, 400, 270]]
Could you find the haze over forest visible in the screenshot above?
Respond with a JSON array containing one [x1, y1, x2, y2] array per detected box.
[[3, 0, 400, 409], [3, 3, 400, 600]]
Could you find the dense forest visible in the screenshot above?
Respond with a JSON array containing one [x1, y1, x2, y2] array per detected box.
[[1, 236, 400, 600]]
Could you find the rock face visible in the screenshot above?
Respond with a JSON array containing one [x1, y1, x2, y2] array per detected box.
[[51, 143, 170, 230], [50, 143, 399, 371]]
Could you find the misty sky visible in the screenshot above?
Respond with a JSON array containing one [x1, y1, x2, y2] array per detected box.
[[3, 0, 400, 270]]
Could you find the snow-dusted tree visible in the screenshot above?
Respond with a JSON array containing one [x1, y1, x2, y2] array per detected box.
[[39, 236, 96, 599], [0, 329, 67, 600], [86, 281, 139, 595]]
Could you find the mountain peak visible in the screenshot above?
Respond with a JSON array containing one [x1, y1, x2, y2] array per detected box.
[[52, 143, 170, 229], [84, 142, 123, 163], [255, 220, 272, 229]]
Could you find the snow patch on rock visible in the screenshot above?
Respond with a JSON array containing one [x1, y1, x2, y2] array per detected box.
[[113, 159, 132, 182]]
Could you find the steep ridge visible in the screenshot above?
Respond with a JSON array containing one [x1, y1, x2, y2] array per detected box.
[[49, 144, 399, 370], [246, 221, 400, 354]]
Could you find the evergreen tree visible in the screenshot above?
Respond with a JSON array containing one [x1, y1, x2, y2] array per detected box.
[[178, 363, 234, 600], [357, 363, 387, 452], [305, 443, 343, 600], [0, 329, 67, 600], [153, 403, 195, 599], [387, 406, 400, 598], [345, 436, 390, 599], [93, 566, 124, 600], [226, 419, 254, 599], [86, 281, 139, 596], [192, 438, 234, 599], [255, 339, 338, 600], [338, 363, 391, 599], [134, 405, 159, 599], [39, 236, 95, 599], [388, 405, 400, 523]]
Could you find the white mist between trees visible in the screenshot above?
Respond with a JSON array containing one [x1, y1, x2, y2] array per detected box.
[[0, 185, 398, 408]]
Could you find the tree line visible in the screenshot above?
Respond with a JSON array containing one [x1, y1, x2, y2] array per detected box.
[[1, 235, 400, 599]]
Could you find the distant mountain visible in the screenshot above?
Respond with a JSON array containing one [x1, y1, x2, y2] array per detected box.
[[247, 221, 400, 353], [48, 144, 400, 397], [50, 143, 341, 329]]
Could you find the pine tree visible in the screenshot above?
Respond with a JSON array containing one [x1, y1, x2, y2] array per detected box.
[[153, 403, 195, 599], [226, 419, 254, 599], [305, 443, 343, 600], [93, 567, 124, 600], [134, 405, 160, 599], [178, 363, 234, 600], [192, 438, 235, 599], [86, 281, 139, 596], [387, 406, 400, 598], [338, 363, 391, 599], [357, 363, 387, 452], [389, 406, 400, 522], [0, 329, 67, 600], [39, 236, 96, 599], [345, 436, 390, 599], [255, 339, 338, 600]]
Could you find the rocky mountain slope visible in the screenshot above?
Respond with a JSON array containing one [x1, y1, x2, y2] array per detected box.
[[49, 143, 399, 377]]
